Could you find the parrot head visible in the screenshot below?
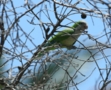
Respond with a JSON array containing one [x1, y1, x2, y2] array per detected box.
[[72, 20, 88, 32]]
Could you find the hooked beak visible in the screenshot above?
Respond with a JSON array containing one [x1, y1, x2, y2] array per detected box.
[[85, 24, 88, 29]]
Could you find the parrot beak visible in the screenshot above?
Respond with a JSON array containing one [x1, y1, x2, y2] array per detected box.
[[85, 24, 88, 29]]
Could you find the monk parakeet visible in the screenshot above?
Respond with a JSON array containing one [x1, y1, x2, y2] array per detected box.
[[38, 20, 88, 56], [36, 21, 88, 90]]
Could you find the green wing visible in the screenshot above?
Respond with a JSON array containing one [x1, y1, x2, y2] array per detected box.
[[45, 29, 74, 47], [38, 29, 74, 56]]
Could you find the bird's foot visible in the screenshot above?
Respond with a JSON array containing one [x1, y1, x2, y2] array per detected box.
[[68, 46, 77, 50]]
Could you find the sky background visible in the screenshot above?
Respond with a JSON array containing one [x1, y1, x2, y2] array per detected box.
[[2, 0, 111, 90]]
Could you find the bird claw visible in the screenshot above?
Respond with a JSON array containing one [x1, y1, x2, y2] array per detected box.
[[68, 46, 77, 50]]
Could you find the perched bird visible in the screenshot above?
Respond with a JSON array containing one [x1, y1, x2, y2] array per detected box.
[[36, 21, 88, 90], [38, 20, 88, 56]]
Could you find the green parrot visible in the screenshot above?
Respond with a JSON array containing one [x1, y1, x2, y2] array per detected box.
[[38, 20, 88, 56], [36, 20, 88, 90]]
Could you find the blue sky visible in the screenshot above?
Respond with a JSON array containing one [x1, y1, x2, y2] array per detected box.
[[3, 0, 111, 90]]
